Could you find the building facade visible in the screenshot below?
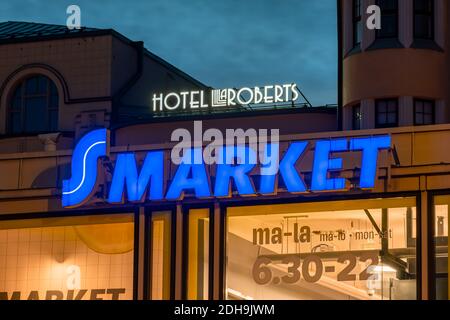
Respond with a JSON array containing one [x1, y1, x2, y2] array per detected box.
[[339, 0, 450, 130], [337, 0, 450, 299], [0, 0, 449, 300]]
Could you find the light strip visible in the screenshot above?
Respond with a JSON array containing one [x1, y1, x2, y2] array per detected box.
[[62, 141, 106, 195]]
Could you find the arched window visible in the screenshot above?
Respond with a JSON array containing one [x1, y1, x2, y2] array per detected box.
[[8, 75, 59, 134]]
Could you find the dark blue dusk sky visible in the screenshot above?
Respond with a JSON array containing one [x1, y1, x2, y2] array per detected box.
[[1, 0, 337, 106]]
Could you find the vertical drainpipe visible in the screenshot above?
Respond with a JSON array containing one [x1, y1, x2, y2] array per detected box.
[[337, 0, 344, 131]]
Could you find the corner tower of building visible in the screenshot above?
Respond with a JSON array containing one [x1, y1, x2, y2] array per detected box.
[[338, 0, 450, 130]]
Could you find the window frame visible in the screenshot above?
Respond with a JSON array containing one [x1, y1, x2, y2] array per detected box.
[[7, 74, 59, 135], [414, 99, 435, 126], [0, 207, 139, 300], [376, 0, 399, 39], [220, 192, 423, 300], [375, 98, 399, 128], [144, 205, 177, 300], [182, 203, 215, 300], [352, 0, 363, 47], [429, 190, 450, 300], [413, 0, 435, 40]]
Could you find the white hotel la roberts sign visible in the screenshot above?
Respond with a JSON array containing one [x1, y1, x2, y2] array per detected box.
[[152, 83, 300, 111]]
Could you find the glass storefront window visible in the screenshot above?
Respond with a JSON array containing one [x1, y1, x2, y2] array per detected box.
[[149, 211, 171, 300], [187, 208, 210, 300], [226, 197, 417, 300], [433, 195, 449, 300], [0, 213, 134, 300]]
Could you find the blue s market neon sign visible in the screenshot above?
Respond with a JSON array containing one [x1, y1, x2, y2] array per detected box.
[[62, 129, 391, 208]]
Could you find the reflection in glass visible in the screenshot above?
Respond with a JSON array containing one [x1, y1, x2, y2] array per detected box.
[[226, 198, 417, 300], [0, 214, 134, 300], [187, 209, 209, 300], [150, 211, 171, 300], [433, 196, 449, 300]]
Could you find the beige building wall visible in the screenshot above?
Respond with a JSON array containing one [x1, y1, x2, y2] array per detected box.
[[0, 30, 211, 154]]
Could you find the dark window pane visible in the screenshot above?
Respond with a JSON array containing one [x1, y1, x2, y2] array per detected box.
[[13, 84, 22, 100], [356, 21, 362, 44], [416, 113, 424, 125], [50, 94, 58, 109], [424, 114, 433, 125], [10, 112, 22, 134], [353, 0, 362, 46], [388, 100, 397, 112], [25, 97, 47, 132], [355, 0, 362, 16], [380, 15, 397, 37], [379, 0, 398, 10], [376, 99, 398, 127], [37, 76, 48, 94], [12, 97, 21, 111], [376, 0, 398, 38], [49, 110, 58, 131], [415, 15, 433, 38], [9, 75, 59, 134], [416, 101, 423, 113], [415, 99, 435, 125], [388, 112, 397, 124], [424, 101, 433, 114], [25, 77, 38, 95], [414, 0, 432, 12], [50, 82, 58, 97], [414, 0, 433, 39], [356, 21, 362, 43]]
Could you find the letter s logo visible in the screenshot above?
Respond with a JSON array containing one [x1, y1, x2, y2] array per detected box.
[[62, 129, 109, 208]]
